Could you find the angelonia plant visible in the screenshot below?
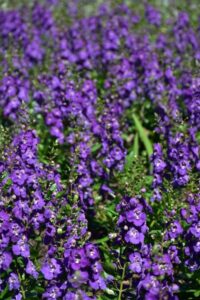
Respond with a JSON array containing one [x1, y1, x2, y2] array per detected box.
[[0, 0, 199, 299]]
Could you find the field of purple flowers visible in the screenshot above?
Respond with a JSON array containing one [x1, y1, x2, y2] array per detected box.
[[0, 1, 200, 299]]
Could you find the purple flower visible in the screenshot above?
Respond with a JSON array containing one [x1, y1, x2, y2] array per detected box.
[[181, 206, 198, 223], [0, 251, 12, 270], [12, 185, 27, 198], [0, 234, 9, 250], [26, 39, 44, 61], [145, 5, 161, 26], [89, 277, 106, 290], [166, 221, 183, 239], [0, 210, 9, 232], [8, 273, 20, 291], [11, 169, 27, 186], [9, 223, 23, 242], [68, 249, 89, 270], [41, 258, 61, 280], [91, 261, 103, 274], [110, 146, 124, 161], [138, 274, 160, 295], [153, 158, 166, 173], [85, 244, 99, 260], [125, 227, 144, 244], [26, 260, 38, 279], [189, 221, 200, 238], [129, 252, 143, 273], [167, 246, 181, 264], [12, 236, 30, 258], [185, 258, 199, 272], [43, 285, 62, 299], [152, 254, 173, 276], [14, 293, 22, 300], [194, 241, 200, 253], [126, 205, 146, 227]]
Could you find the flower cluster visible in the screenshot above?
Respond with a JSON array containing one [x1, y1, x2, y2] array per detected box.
[[0, 129, 105, 299], [116, 195, 181, 299], [0, 1, 200, 299], [117, 196, 149, 246], [0, 75, 29, 120]]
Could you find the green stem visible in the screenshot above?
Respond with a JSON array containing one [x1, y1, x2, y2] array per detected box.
[[118, 263, 127, 300], [16, 268, 26, 299]]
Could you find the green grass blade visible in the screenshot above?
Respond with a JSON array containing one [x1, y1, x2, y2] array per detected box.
[[133, 132, 139, 157], [133, 113, 153, 158], [125, 133, 139, 168]]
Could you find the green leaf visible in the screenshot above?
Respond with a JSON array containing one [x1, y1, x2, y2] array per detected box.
[[91, 143, 101, 153], [35, 286, 45, 293], [35, 235, 42, 242], [0, 285, 9, 299], [106, 207, 118, 216], [50, 183, 57, 192], [16, 256, 24, 267], [125, 133, 139, 168], [55, 191, 65, 199], [133, 113, 153, 158], [94, 236, 109, 244], [106, 288, 116, 296], [1, 171, 8, 180], [133, 132, 139, 157], [3, 178, 12, 189], [194, 291, 200, 297]]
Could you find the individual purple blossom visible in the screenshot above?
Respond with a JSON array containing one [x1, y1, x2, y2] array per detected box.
[[126, 205, 146, 227], [85, 244, 100, 260], [91, 261, 103, 275], [165, 221, 183, 240], [9, 223, 23, 242], [0, 251, 12, 270], [129, 252, 143, 273], [12, 236, 30, 258], [14, 293, 22, 300], [151, 143, 166, 195], [145, 5, 161, 26], [89, 277, 106, 290], [43, 285, 62, 299], [152, 254, 173, 276], [67, 248, 89, 270], [181, 205, 198, 223], [167, 246, 181, 264], [138, 274, 160, 296], [26, 260, 38, 279], [189, 221, 200, 238], [26, 38, 44, 62], [11, 169, 27, 186], [153, 158, 166, 173], [41, 258, 61, 280], [125, 227, 144, 245], [0, 210, 10, 232], [8, 273, 20, 291]]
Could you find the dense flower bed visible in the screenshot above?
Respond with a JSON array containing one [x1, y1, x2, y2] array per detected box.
[[0, 1, 199, 299]]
